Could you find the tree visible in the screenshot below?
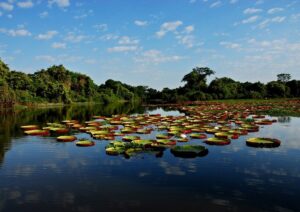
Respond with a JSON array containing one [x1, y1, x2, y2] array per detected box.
[[208, 77, 238, 99], [266, 81, 287, 98], [277, 73, 291, 83], [182, 67, 215, 91]]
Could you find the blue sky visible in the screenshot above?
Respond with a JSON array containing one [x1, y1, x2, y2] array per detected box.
[[0, 0, 300, 89]]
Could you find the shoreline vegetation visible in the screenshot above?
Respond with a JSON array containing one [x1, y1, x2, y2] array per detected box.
[[1, 59, 300, 113]]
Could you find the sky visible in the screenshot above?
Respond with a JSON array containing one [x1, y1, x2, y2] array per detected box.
[[0, 0, 300, 90]]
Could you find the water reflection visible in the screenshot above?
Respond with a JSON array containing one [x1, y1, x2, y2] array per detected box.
[[0, 105, 300, 211], [277, 116, 291, 123]]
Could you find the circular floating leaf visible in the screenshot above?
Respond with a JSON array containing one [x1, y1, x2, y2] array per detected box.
[[246, 137, 281, 148], [131, 139, 154, 147], [190, 133, 207, 139], [24, 129, 50, 136], [21, 125, 39, 130], [171, 145, 208, 158], [122, 135, 140, 142], [156, 134, 171, 139], [57, 135, 77, 142], [215, 132, 239, 139], [76, 140, 95, 147], [105, 146, 125, 155], [205, 137, 231, 145], [49, 128, 69, 134], [176, 137, 189, 142]]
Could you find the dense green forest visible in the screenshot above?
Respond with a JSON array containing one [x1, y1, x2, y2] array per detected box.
[[0, 58, 299, 106]]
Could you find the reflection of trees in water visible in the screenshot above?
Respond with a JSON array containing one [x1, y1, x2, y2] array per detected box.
[[277, 116, 291, 123], [0, 103, 145, 165]]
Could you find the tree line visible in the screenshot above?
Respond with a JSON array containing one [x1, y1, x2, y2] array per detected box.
[[0, 59, 299, 106]]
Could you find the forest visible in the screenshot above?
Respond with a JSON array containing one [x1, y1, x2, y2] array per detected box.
[[0, 58, 299, 106]]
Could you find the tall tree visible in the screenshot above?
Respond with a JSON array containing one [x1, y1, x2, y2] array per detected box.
[[182, 67, 215, 90], [277, 73, 291, 83]]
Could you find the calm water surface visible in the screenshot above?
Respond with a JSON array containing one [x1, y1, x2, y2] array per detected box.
[[0, 105, 299, 212]]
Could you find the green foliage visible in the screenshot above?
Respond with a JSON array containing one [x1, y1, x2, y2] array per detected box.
[[0, 58, 299, 106], [277, 73, 291, 83], [266, 81, 287, 98], [182, 67, 215, 91]]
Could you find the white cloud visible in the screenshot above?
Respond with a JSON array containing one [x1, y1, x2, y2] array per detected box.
[[0, 12, 2, 17], [176, 35, 195, 48], [35, 55, 55, 63], [272, 16, 286, 23], [241, 15, 260, 24], [291, 13, 300, 22], [99, 34, 119, 41], [107, 46, 138, 53], [220, 41, 241, 49], [39, 11, 48, 18], [0, 2, 13, 11], [118, 36, 139, 45], [134, 20, 148, 26], [267, 8, 284, 14], [156, 20, 183, 38], [51, 42, 66, 49], [257, 16, 286, 29], [36, 30, 58, 40], [48, 0, 70, 8], [243, 8, 263, 15], [227, 39, 300, 82], [135, 49, 184, 64], [210, 1, 221, 8], [93, 24, 108, 32], [230, 0, 238, 4], [184, 25, 194, 33], [17, 1, 34, 8], [65, 33, 86, 43], [74, 14, 87, 19], [36, 54, 82, 63], [0, 28, 31, 37]]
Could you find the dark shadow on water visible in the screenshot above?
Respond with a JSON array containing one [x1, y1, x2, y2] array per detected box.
[[0, 102, 147, 165]]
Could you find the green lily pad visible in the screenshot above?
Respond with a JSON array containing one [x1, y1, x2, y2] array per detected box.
[[21, 125, 39, 130], [215, 132, 239, 139], [205, 137, 231, 145], [24, 129, 49, 136], [246, 137, 281, 148], [156, 134, 170, 139], [105, 146, 126, 155], [76, 140, 95, 147], [131, 139, 154, 147], [190, 133, 207, 139], [57, 135, 77, 142], [122, 135, 140, 142]]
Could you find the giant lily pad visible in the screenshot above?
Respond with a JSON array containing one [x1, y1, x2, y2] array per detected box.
[[24, 129, 50, 136], [57, 135, 77, 142], [21, 125, 39, 130], [190, 133, 207, 139], [205, 137, 231, 145], [171, 145, 208, 158], [76, 140, 95, 147], [122, 135, 140, 142], [105, 146, 126, 155], [246, 137, 281, 148], [215, 132, 239, 139], [156, 134, 171, 139], [131, 139, 154, 147]]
